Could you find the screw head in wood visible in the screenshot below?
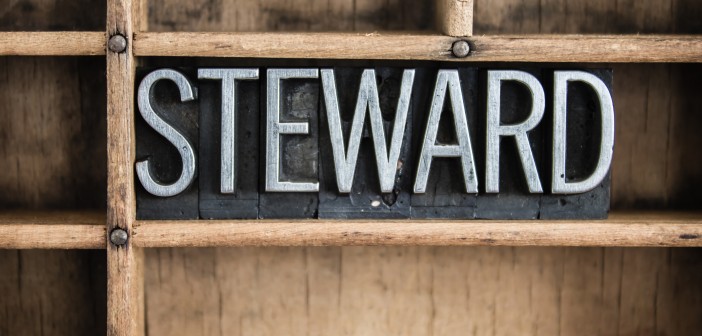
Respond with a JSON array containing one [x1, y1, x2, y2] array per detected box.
[[108, 34, 127, 53], [110, 228, 129, 246], [451, 40, 471, 58]]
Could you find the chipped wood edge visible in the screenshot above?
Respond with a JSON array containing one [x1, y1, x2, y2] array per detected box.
[[436, 0, 473, 37], [0, 31, 106, 56], [133, 33, 702, 63]]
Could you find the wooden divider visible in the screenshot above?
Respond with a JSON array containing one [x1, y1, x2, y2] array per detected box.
[[106, 0, 144, 334], [133, 212, 702, 248], [437, 0, 473, 36], [0, 32, 105, 56], [132, 33, 702, 62]]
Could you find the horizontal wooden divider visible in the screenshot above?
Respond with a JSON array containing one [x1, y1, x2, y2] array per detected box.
[[0, 211, 105, 249], [132, 212, 702, 248], [133, 33, 702, 63], [0, 32, 106, 56]]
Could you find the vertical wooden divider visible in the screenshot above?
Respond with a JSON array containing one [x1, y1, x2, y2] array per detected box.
[[436, 0, 474, 36], [106, 0, 145, 335]]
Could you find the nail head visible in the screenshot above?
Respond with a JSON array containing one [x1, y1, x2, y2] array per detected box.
[[452, 40, 471, 58], [108, 34, 127, 53], [110, 228, 129, 246]]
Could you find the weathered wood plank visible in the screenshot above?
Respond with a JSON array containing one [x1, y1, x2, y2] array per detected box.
[[0, 32, 106, 56], [0, 224, 104, 249], [106, 0, 145, 335], [0, 211, 105, 249], [133, 33, 702, 63], [133, 212, 702, 247]]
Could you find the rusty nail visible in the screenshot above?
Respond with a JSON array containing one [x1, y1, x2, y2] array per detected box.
[[451, 40, 471, 58], [108, 34, 127, 53], [110, 228, 129, 246]]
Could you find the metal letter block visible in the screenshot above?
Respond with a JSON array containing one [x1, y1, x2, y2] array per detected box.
[[319, 67, 413, 219], [411, 68, 479, 219], [135, 68, 199, 219], [475, 69, 545, 219], [540, 69, 613, 219], [258, 69, 320, 218], [198, 69, 260, 219]]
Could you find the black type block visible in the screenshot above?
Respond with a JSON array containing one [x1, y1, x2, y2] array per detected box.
[[410, 68, 479, 219], [198, 76, 259, 219], [258, 74, 319, 219], [135, 68, 199, 220], [539, 69, 612, 219], [318, 68, 412, 219], [474, 69, 545, 219]]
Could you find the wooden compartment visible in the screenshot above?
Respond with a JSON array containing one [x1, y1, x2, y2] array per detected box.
[[132, 1, 702, 335], [0, 1, 107, 334], [0, 250, 106, 335], [0, 56, 106, 211], [0, 0, 701, 335], [144, 246, 702, 335]]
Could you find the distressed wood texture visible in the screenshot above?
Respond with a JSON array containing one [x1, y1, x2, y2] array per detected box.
[[147, 0, 434, 32], [0, 211, 105, 249], [0, 57, 107, 210], [144, 246, 702, 336], [134, 212, 702, 247], [436, 0, 473, 36], [0, 250, 106, 336], [0, 0, 108, 334], [134, 32, 702, 63], [0, 32, 106, 56], [0, 0, 106, 31], [0, 55, 107, 330], [106, 0, 145, 334]]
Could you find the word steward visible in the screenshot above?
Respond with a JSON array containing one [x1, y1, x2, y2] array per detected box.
[[135, 67, 614, 220]]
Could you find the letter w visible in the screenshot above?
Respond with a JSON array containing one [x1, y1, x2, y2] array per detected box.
[[321, 69, 415, 193]]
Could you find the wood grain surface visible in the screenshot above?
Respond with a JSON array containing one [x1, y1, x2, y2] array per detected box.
[[134, 212, 702, 247], [144, 246, 702, 336], [0, 211, 104, 249], [147, 0, 434, 32], [0, 57, 107, 210], [0, 32, 105, 56], [436, 0, 473, 36], [106, 0, 145, 334], [0, 250, 106, 335], [133, 32, 702, 62]]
